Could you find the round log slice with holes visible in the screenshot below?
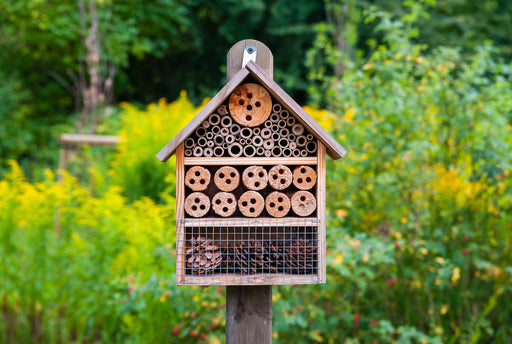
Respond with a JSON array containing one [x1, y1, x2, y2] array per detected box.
[[268, 165, 292, 190], [238, 191, 264, 217], [293, 166, 317, 190], [184, 192, 210, 218], [214, 166, 240, 192], [229, 83, 272, 127], [242, 165, 268, 190], [291, 191, 317, 217], [185, 166, 211, 191], [265, 191, 291, 218], [212, 192, 237, 217]]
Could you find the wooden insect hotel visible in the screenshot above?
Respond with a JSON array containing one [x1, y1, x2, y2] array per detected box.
[[157, 41, 346, 286]]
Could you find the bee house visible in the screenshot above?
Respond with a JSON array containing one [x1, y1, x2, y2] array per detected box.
[[157, 41, 346, 285]]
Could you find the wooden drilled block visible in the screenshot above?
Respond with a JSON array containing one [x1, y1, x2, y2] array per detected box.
[[291, 191, 316, 217], [238, 191, 264, 217], [185, 192, 210, 218], [268, 164, 292, 190], [242, 166, 268, 190], [212, 192, 237, 217], [185, 166, 211, 191], [265, 191, 291, 218], [293, 165, 317, 190], [229, 83, 272, 127], [215, 166, 240, 192]]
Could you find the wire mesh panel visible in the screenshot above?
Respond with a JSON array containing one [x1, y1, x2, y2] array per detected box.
[[176, 218, 320, 285]]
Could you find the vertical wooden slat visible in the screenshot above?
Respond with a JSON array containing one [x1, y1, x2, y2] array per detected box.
[[176, 143, 186, 284], [226, 286, 273, 344], [317, 142, 327, 283]]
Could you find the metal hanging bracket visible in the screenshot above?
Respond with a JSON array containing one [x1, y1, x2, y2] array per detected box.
[[242, 45, 257, 68]]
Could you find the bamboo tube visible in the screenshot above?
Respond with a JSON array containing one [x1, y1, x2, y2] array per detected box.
[[206, 132, 214, 140], [286, 117, 296, 127], [278, 138, 289, 148], [185, 138, 195, 149], [209, 113, 221, 126], [243, 145, 256, 157], [245, 138, 252, 145], [279, 128, 289, 138], [228, 143, 243, 157], [197, 137, 207, 147], [214, 135, 225, 145], [261, 128, 272, 139], [242, 165, 268, 190], [212, 192, 237, 217], [195, 127, 207, 137], [264, 120, 272, 128], [269, 113, 280, 123], [221, 116, 232, 128], [278, 120, 287, 128], [252, 135, 263, 147], [214, 146, 225, 157], [230, 123, 241, 136], [223, 143, 228, 149], [238, 191, 264, 217], [220, 127, 230, 136], [185, 192, 210, 218], [263, 139, 274, 150], [271, 124, 279, 133], [291, 190, 316, 217], [293, 149, 301, 157], [204, 147, 213, 157], [212, 125, 221, 135], [226, 134, 235, 144], [306, 134, 314, 141], [306, 141, 318, 153], [240, 138, 246, 145], [282, 148, 292, 157], [268, 165, 292, 190], [214, 166, 240, 192], [240, 127, 252, 139], [207, 141, 214, 148], [280, 110, 289, 119], [193, 146, 203, 157], [256, 146, 265, 156], [296, 135, 307, 147], [289, 142, 297, 150], [300, 150, 308, 157], [185, 149, 193, 157], [272, 103, 282, 113], [217, 104, 229, 116], [292, 124, 304, 136], [235, 134, 241, 141], [272, 146, 282, 157], [271, 132, 280, 142], [265, 191, 290, 218], [202, 120, 211, 129], [264, 150, 272, 157], [288, 134, 296, 142], [253, 127, 261, 136]]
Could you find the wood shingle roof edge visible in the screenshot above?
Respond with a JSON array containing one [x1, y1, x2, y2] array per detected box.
[[156, 60, 347, 162]]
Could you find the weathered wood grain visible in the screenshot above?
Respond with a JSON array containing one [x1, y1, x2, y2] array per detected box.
[[176, 143, 186, 283], [183, 156, 318, 166], [317, 142, 327, 283], [227, 39, 273, 82], [179, 274, 321, 286], [226, 286, 272, 344]]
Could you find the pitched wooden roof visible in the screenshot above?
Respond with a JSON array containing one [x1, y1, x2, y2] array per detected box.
[[156, 60, 347, 162]]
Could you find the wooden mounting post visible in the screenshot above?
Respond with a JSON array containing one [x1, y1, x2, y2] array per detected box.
[[226, 39, 274, 344]]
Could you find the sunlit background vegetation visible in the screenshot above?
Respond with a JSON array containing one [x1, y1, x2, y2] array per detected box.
[[1, 0, 511, 343]]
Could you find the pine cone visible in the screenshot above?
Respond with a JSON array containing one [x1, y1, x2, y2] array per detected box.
[[186, 236, 222, 275], [235, 239, 274, 274], [282, 239, 316, 274]]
